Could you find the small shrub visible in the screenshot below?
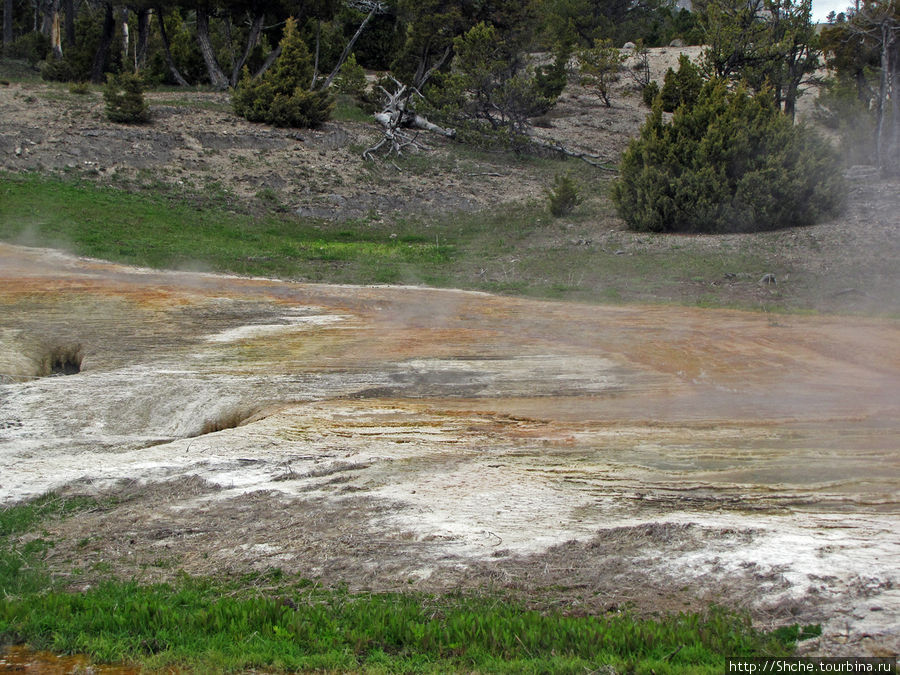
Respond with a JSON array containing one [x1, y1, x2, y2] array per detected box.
[[333, 53, 367, 98], [535, 41, 571, 102], [436, 22, 556, 136], [41, 56, 76, 82], [578, 39, 625, 107], [625, 40, 651, 89], [547, 173, 583, 216], [660, 53, 703, 112], [642, 80, 660, 108], [232, 17, 333, 129], [68, 81, 91, 95], [612, 80, 844, 233], [4, 32, 50, 64], [103, 72, 150, 124]]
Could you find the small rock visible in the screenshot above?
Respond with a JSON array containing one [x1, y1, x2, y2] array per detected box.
[[622, 41, 636, 50], [14, 146, 22, 156], [669, 38, 686, 47]]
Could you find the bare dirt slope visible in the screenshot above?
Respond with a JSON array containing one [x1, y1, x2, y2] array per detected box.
[[1, 242, 898, 657], [0, 47, 699, 216], [2, 46, 898, 316]]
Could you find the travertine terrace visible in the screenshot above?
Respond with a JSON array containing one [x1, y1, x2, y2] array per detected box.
[[1, 242, 898, 656]]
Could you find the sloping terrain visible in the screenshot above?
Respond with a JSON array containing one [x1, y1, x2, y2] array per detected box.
[[2, 47, 898, 315], [1, 242, 898, 657], [1, 47, 899, 663]]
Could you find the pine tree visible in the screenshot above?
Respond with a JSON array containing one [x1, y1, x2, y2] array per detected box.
[[612, 80, 844, 233], [104, 71, 149, 124], [232, 17, 334, 128]]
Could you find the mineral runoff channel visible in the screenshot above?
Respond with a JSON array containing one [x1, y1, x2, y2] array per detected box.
[[0, 242, 898, 656]]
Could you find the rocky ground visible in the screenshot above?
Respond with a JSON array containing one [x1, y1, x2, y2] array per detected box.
[[3, 50, 706, 212]]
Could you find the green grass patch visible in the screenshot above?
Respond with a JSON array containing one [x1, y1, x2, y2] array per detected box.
[[1, 581, 799, 673], [0, 492, 813, 673], [0, 493, 111, 600], [150, 96, 233, 114], [332, 95, 373, 123], [0, 169, 793, 310], [0, 493, 107, 538], [0, 172, 454, 283]]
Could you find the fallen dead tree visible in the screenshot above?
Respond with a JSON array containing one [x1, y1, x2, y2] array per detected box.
[[363, 80, 615, 170], [528, 138, 618, 171], [362, 77, 456, 160]]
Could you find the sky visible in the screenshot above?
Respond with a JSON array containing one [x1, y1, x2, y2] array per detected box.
[[811, 0, 853, 21]]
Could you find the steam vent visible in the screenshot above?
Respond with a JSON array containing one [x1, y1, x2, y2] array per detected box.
[[1, 242, 898, 656]]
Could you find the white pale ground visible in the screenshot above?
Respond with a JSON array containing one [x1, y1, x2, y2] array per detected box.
[[1, 244, 897, 656]]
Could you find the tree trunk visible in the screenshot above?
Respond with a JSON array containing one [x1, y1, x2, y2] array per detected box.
[[222, 13, 234, 73], [855, 67, 871, 103], [156, 5, 190, 86], [253, 44, 280, 79], [3, 0, 12, 47], [39, 0, 52, 35], [783, 87, 796, 119], [229, 10, 263, 86], [875, 20, 891, 170], [319, 6, 377, 90], [120, 7, 129, 65], [888, 35, 899, 175], [135, 8, 151, 72], [50, 4, 62, 59], [90, 2, 115, 84], [196, 7, 229, 89], [62, 0, 74, 47], [311, 19, 320, 88], [364, 78, 455, 160]]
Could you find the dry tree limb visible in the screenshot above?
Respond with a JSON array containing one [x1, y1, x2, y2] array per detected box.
[[528, 137, 618, 171], [363, 77, 455, 160], [362, 76, 614, 170]]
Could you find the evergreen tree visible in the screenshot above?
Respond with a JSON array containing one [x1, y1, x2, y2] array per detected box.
[[232, 17, 333, 128], [104, 71, 150, 123], [612, 80, 844, 233], [660, 53, 703, 112], [700, 0, 819, 116], [434, 21, 554, 144], [578, 38, 625, 107], [819, 0, 900, 175]]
